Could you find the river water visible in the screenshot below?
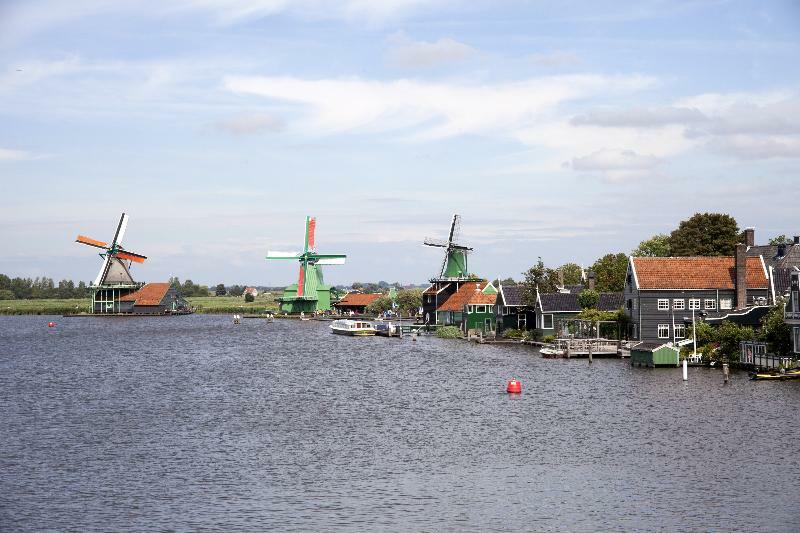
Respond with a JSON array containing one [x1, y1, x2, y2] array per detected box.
[[1, 315, 798, 531]]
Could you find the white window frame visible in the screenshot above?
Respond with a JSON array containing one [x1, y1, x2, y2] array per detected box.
[[476, 305, 486, 313], [673, 299, 685, 310], [689, 298, 701, 310], [657, 299, 669, 311], [674, 324, 686, 339], [720, 298, 732, 310], [704, 299, 717, 310], [658, 324, 669, 339], [542, 314, 554, 329], [467, 305, 474, 313]]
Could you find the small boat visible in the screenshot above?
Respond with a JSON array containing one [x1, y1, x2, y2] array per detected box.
[[750, 369, 800, 381], [375, 322, 401, 337], [330, 319, 377, 336]]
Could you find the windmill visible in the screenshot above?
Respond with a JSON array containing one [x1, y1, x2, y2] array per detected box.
[[424, 214, 473, 280], [76, 213, 147, 287], [266, 216, 346, 313]]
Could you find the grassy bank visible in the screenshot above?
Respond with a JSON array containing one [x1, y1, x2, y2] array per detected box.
[[0, 298, 91, 315], [0, 294, 281, 315], [188, 295, 280, 314]]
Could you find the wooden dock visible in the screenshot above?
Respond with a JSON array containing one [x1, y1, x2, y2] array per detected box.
[[539, 338, 624, 358]]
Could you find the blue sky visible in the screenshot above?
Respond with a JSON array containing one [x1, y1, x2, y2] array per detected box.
[[1, 0, 799, 286]]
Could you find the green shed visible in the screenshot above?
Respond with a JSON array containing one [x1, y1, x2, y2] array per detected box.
[[631, 342, 680, 367]]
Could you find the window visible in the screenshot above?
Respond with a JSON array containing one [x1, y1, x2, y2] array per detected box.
[[794, 327, 800, 354], [673, 299, 685, 310], [705, 299, 717, 310], [467, 305, 474, 313], [518, 315, 526, 329], [720, 298, 732, 310], [542, 314, 554, 329], [689, 298, 701, 309], [476, 305, 486, 313], [674, 324, 686, 339], [658, 299, 669, 310], [627, 299, 632, 309], [658, 324, 669, 339]]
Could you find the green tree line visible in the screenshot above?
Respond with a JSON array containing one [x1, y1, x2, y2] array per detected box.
[[0, 274, 89, 300]]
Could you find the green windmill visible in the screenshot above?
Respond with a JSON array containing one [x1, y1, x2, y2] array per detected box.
[[266, 216, 347, 314], [424, 214, 473, 280]]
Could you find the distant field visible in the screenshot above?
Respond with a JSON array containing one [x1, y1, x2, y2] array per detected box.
[[0, 293, 282, 315]]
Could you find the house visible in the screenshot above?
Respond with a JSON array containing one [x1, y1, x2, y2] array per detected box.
[[436, 281, 498, 335], [630, 342, 680, 367], [243, 287, 258, 298], [117, 283, 190, 314], [333, 292, 382, 315], [624, 244, 771, 343], [786, 269, 800, 356], [422, 280, 482, 325], [495, 284, 535, 332], [744, 229, 800, 303], [534, 290, 623, 337]]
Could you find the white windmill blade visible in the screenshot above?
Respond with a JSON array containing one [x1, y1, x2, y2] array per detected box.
[[93, 256, 110, 286], [115, 213, 129, 246], [316, 257, 346, 265], [266, 251, 302, 259]]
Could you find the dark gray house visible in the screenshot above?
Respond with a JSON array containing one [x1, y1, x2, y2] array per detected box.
[[117, 283, 190, 314], [534, 290, 623, 337], [495, 284, 535, 331], [785, 269, 800, 356], [624, 245, 770, 343], [743, 229, 800, 302]]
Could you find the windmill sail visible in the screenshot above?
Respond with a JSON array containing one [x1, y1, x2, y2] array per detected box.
[[77, 213, 146, 286], [424, 214, 473, 279]]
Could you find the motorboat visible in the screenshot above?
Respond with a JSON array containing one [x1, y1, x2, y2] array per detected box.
[[330, 319, 377, 336]]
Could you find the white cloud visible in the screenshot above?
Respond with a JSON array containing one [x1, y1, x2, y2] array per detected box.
[[0, 148, 38, 161], [386, 34, 477, 69], [571, 106, 707, 128], [706, 135, 800, 160], [223, 73, 657, 139], [214, 113, 286, 135], [529, 50, 581, 68]]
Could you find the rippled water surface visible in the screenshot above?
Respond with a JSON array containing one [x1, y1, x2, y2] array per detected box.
[[1, 315, 799, 531]]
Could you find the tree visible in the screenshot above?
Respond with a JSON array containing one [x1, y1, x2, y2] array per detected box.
[[396, 289, 423, 315], [169, 276, 181, 290], [228, 285, 245, 297], [215, 283, 226, 296], [667, 213, 739, 256], [244, 292, 255, 303], [522, 257, 558, 305], [492, 277, 517, 287], [557, 263, 583, 285], [715, 321, 755, 361], [632, 234, 671, 257], [577, 289, 599, 309], [590, 253, 628, 292], [366, 296, 393, 314], [0, 289, 15, 300], [760, 300, 792, 356], [768, 235, 792, 245]]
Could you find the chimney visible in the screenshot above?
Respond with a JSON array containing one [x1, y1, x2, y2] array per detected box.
[[588, 270, 596, 291], [735, 243, 747, 309], [744, 227, 755, 247]]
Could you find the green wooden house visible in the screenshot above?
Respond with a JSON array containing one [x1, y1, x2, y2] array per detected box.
[[437, 280, 498, 334], [630, 342, 680, 367]]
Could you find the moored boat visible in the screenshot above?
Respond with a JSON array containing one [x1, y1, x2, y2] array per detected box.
[[330, 319, 377, 336], [750, 369, 800, 381], [375, 322, 401, 337]]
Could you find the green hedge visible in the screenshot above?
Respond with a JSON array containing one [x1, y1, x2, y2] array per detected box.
[[436, 325, 462, 339]]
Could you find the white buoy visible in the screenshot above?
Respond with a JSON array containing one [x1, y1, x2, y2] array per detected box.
[[682, 358, 688, 381]]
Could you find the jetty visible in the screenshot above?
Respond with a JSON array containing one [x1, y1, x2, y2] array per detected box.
[[537, 338, 625, 358]]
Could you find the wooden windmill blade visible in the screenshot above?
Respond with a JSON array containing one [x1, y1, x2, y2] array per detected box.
[[266, 251, 302, 259], [111, 213, 129, 248], [75, 235, 108, 249], [297, 263, 306, 298], [315, 256, 346, 265], [306, 216, 316, 252], [116, 251, 147, 263], [93, 256, 111, 286]]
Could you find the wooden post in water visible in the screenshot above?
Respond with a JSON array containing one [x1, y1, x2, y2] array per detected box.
[[683, 358, 688, 381], [723, 363, 729, 384], [588, 343, 593, 364]]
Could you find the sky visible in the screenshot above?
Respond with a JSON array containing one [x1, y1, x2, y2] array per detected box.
[[1, 0, 799, 287]]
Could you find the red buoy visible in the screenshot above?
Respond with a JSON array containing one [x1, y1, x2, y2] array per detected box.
[[47, 322, 56, 328], [506, 379, 521, 394]]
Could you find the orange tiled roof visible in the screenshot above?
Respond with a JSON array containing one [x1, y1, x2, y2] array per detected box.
[[438, 281, 494, 311], [632, 256, 767, 289], [336, 292, 382, 307], [119, 282, 171, 306]]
